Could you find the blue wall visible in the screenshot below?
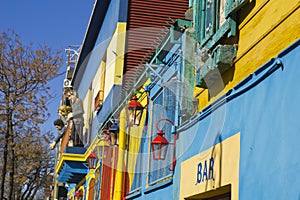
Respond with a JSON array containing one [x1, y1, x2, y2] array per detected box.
[[172, 40, 300, 199], [77, 0, 128, 98], [76, 0, 129, 142]]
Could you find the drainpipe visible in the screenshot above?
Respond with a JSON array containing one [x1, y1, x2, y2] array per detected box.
[[114, 109, 126, 199]]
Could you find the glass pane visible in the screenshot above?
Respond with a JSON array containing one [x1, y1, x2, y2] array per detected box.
[[128, 125, 146, 193], [219, 0, 226, 28], [205, 0, 213, 36], [152, 143, 163, 160], [128, 109, 134, 124], [134, 109, 143, 125], [160, 144, 168, 160], [153, 143, 160, 151]]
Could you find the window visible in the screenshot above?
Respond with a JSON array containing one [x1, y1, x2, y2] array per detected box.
[[94, 90, 104, 112], [148, 88, 175, 185], [195, 0, 248, 49], [194, 0, 247, 88], [127, 127, 145, 194]]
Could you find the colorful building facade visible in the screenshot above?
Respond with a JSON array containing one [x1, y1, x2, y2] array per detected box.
[[52, 0, 300, 199]]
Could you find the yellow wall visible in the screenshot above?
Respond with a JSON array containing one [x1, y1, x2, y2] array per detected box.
[[180, 133, 240, 200], [83, 88, 92, 131], [234, 0, 300, 85], [125, 86, 149, 191], [93, 63, 101, 93], [195, 0, 300, 110], [92, 60, 105, 100], [104, 22, 127, 99], [113, 109, 126, 200], [91, 60, 106, 116], [127, 107, 147, 187]]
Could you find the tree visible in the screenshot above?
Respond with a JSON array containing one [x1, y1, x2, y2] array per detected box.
[[0, 30, 62, 200]]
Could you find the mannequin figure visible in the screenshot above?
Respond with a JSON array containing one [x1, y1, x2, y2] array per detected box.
[[67, 90, 84, 147], [58, 105, 72, 125], [50, 119, 66, 150]]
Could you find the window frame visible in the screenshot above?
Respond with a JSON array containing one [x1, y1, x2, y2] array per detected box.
[[195, 0, 248, 50], [147, 87, 176, 186]]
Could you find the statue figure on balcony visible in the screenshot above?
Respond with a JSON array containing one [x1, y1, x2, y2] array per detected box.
[[58, 105, 72, 125], [50, 119, 66, 150], [67, 90, 84, 147]]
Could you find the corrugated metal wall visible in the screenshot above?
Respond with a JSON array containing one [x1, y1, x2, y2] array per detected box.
[[123, 0, 189, 93]]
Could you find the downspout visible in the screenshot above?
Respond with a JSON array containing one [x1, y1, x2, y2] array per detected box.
[[114, 109, 126, 199]]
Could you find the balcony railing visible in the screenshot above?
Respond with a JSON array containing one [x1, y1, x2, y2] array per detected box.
[[60, 120, 71, 154]]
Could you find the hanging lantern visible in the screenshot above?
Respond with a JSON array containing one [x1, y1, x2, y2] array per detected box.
[[74, 190, 83, 200], [109, 123, 119, 133], [87, 151, 98, 169], [127, 96, 144, 126], [108, 123, 119, 145], [96, 140, 110, 159], [151, 130, 169, 160]]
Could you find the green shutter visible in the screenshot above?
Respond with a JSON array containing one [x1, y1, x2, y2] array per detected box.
[[195, 0, 202, 43]]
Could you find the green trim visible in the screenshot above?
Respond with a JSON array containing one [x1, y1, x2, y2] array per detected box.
[[225, 0, 249, 18], [184, 31, 196, 88], [176, 19, 193, 28], [170, 19, 193, 44], [204, 18, 236, 49]]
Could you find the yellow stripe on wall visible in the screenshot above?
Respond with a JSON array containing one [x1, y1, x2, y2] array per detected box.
[[104, 22, 127, 98]]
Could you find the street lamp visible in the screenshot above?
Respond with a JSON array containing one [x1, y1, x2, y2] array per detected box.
[[127, 95, 144, 126], [74, 190, 83, 200], [96, 140, 110, 159], [127, 86, 150, 127], [87, 151, 98, 169], [151, 118, 177, 171], [108, 122, 119, 145], [151, 130, 169, 160]]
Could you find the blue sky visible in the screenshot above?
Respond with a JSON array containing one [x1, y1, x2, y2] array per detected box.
[[0, 0, 94, 133]]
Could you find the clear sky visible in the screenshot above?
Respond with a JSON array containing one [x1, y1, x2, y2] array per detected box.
[[0, 0, 95, 133]]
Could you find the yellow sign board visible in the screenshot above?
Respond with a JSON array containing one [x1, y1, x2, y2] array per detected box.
[[180, 133, 240, 200]]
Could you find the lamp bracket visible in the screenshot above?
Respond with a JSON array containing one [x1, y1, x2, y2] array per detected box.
[[156, 118, 175, 132]]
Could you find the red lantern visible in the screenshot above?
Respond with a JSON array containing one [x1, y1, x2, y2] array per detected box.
[[74, 190, 83, 200], [127, 96, 144, 126], [87, 152, 98, 169], [150, 118, 178, 171], [151, 130, 169, 160]]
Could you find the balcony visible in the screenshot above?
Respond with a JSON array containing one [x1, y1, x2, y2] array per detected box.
[[55, 120, 88, 184]]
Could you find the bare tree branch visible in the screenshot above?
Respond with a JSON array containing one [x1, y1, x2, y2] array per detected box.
[[0, 30, 62, 200]]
